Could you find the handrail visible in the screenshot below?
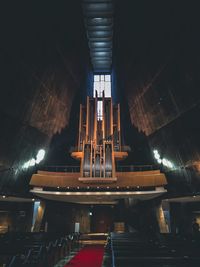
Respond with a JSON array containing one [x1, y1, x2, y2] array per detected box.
[[7, 256, 18, 267]]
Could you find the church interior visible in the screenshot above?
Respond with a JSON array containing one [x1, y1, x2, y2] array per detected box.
[[1, 0, 200, 266]]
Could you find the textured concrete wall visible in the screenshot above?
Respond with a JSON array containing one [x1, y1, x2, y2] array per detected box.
[[0, 1, 89, 192], [114, 0, 200, 193]]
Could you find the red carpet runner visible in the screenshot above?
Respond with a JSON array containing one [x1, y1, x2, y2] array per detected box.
[[64, 245, 104, 267]]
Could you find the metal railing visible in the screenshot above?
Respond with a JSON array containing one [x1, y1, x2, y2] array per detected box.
[[41, 165, 80, 173], [40, 164, 159, 173], [116, 164, 159, 172]]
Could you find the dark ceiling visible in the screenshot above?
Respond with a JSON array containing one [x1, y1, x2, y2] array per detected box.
[[1, 1, 199, 81], [83, 0, 114, 73], [1, 1, 89, 69]]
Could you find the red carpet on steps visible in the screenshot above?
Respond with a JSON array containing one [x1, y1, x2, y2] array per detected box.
[[64, 245, 104, 267]]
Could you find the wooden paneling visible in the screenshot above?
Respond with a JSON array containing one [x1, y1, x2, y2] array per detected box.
[[30, 169, 167, 188], [91, 206, 114, 233], [45, 202, 91, 233]]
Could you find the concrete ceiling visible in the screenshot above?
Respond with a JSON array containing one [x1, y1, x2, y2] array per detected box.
[[0, 195, 35, 202], [166, 195, 200, 203], [30, 189, 166, 204], [82, 0, 113, 73]]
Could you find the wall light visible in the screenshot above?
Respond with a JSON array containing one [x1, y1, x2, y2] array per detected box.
[[36, 149, 45, 164], [22, 149, 46, 170], [153, 149, 174, 169]]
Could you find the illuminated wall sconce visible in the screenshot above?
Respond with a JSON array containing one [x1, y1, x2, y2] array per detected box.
[[22, 149, 46, 170], [153, 149, 174, 169]]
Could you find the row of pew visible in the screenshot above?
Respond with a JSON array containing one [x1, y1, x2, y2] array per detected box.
[[109, 232, 200, 267], [0, 232, 80, 267]]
